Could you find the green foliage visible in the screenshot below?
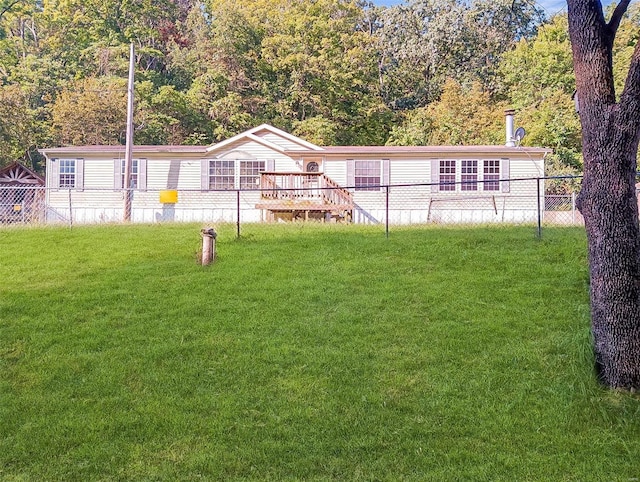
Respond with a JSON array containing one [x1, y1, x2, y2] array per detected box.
[[387, 79, 506, 145], [499, 15, 575, 107], [136, 82, 212, 145], [51, 77, 128, 146], [2, 224, 640, 479], [377, 0, 544, 109], [292, 115, 338, 146], [0, 84, 40, 168], [611, 3, 640, 98], [2, 0, 637, 170], [498, 14, 582, 174]]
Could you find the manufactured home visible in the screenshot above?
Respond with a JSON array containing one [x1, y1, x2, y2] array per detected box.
[[39, 118, 550, 225]]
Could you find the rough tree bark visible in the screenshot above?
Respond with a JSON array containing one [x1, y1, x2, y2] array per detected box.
[[568, 0, 640, 389]]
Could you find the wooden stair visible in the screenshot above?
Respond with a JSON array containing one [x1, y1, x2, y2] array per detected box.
[[256, 172, 353, 222]]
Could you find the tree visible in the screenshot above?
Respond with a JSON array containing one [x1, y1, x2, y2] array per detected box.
[[386, 79, 506, 146], [51, 77, 127, 146], [376, 0, 543, 110], [567, 0, 640, 389], [0, 84, 40, 168], [497, 15, 582, 181]]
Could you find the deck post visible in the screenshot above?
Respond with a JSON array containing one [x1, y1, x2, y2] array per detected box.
[[201, 227, 217, 265]]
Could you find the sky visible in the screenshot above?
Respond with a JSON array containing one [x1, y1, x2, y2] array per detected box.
[[371, 0, 617, 17]]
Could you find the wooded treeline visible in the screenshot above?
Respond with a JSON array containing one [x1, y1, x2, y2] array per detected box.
[[0, 0, 637, 178]]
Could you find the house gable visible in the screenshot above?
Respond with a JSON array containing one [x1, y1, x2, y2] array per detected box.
[[205, 124, 322, 156], [0, 162, 45, 186]]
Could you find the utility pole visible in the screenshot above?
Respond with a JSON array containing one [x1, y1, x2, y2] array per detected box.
[[123, 42, 135, 222]]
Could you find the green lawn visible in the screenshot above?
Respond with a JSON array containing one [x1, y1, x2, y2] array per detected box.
[[1, 223, 639, 481]]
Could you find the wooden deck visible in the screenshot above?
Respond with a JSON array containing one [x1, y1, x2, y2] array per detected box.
[[257, 172, 353, 221]]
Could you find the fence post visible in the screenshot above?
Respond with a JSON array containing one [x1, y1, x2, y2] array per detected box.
[[68, 188, 73, 229], [537, 177, 542, 238], [572, 191, 576, 224], [385, 185, 390, 239], [236, 190, 241, 239]]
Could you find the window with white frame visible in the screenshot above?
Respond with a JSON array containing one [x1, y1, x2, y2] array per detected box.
[[239, 160, 265, 189], [439, 160, 456, 191], [59, 159, 76, 189], [120, 159, 139, 188], [436, 159, 503, 192], [483, 159, 500, 191], [461, 160, 478, 191], [209, 160, 235, 189], [354, 160, 381, 191], [209, 159, 265, 190]]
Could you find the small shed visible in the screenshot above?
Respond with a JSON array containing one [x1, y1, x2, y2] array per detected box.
[[0, 161, 45, 223]]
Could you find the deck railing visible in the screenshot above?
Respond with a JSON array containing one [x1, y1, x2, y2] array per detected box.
[[259, 172, 353, 208]]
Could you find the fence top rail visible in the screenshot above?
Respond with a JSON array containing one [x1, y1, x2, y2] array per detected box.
[[1, 174, 592, 195], [261, 171, 322, 176]]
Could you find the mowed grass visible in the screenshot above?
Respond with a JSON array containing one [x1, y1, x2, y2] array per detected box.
[[1, 223, 639, 480]]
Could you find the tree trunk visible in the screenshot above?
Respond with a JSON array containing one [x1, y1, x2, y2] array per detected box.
[[568, 0, 640, 389], [577, 115, 640, 388]]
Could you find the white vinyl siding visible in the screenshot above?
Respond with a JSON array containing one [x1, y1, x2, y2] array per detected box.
[[146, 159, 200, 190], [391, 160, 430, 184], [260, 133, 310, 151], [40, 126, 547, 226], [323, 162, 347, 186]]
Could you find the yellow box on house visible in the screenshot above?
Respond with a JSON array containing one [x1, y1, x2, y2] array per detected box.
[[159, 190, 178, 204]]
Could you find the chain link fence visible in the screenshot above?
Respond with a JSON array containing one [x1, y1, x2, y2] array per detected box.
[[0, 176, 587, 235]]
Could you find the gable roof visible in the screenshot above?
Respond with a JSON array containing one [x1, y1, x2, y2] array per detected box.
[[0, 161, 45, 185], [37, 124, 552, 161], [205, 124, 323, 155]]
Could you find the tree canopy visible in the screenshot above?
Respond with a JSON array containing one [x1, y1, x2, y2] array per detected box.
[[0, 0, 636, 176]]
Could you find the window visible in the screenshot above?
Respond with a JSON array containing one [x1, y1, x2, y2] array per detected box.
[[239, 160, 265, 189], [209, 160, 235, 189], [483, 160, 500, 191], [59, 159, 76, 189], [461, 160, 478, 191], [208, 159, 266, 190], [355, 160, 380, 191], [121, 159, 139, 188], [435, 159, 504, 192], [439, 160, 456, 191]]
